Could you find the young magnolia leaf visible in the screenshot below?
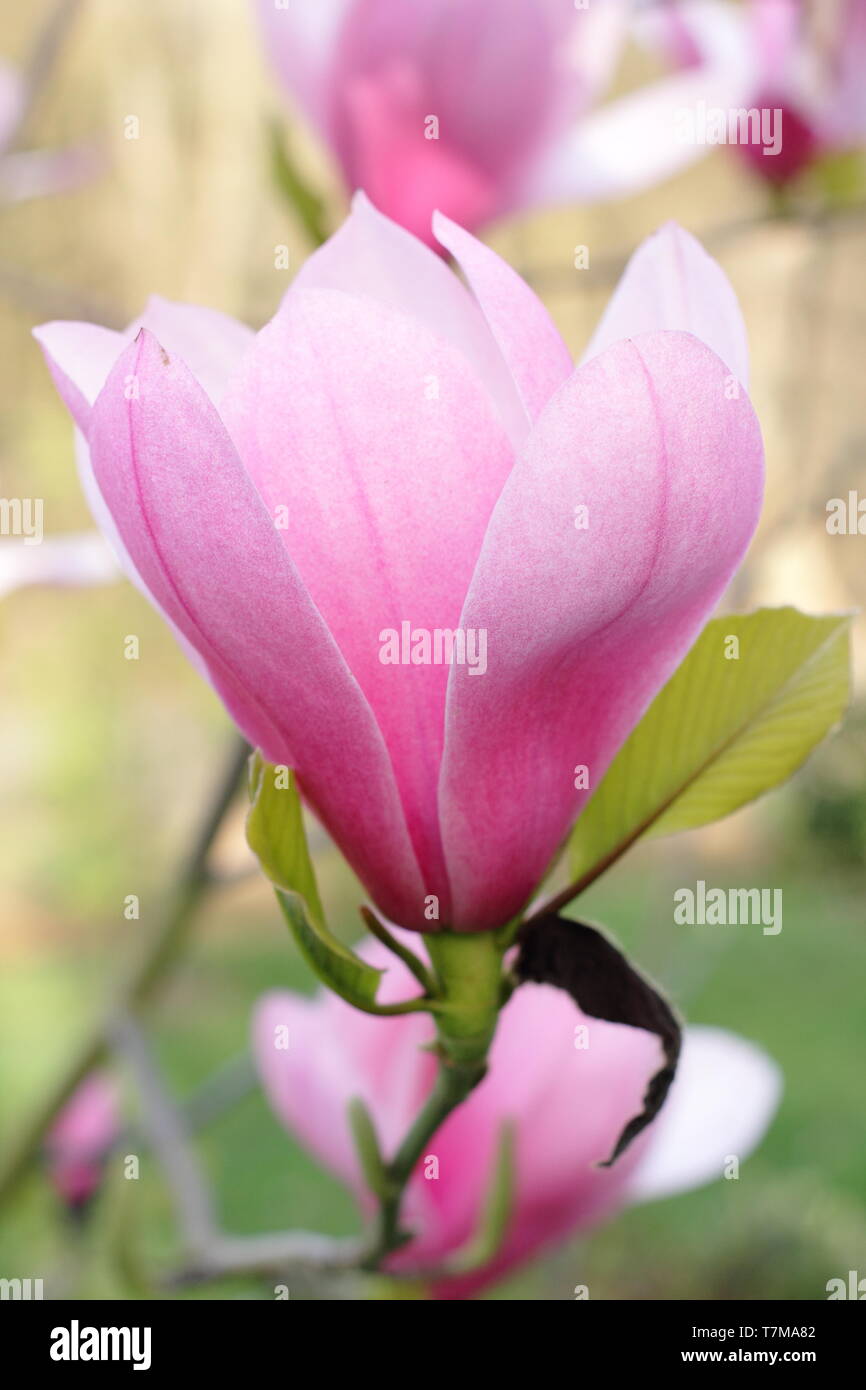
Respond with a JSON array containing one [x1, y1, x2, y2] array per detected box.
[[360, 906, 435, 993], [347, 1097, 391, 1202], [447, 1122, 516, 1275], [569, 608, 851, 886], [246, 753, 386, 1013], [246, 751, 325, 926], [275, 888, 388, 1015], [515, 916, 681, 1165]]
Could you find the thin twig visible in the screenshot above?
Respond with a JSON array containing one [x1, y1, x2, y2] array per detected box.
[[110, 1013, 362, 1286], [183, 1053, 257, 1131], [0, 733, 250, 1207], [7, 0, 86, 151], [359, 906, 435, 994], [109, 1014, 215, 1259], [170, 1232, 365, 1285], [0, 264, 124, 327], [523, 201, 866, 294]]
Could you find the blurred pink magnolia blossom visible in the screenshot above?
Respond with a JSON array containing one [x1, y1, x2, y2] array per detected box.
[[35, 198, 763, 933], [649, 0, 866, 186], [44, 1072, 119, 1209], [254, 0, 751, 242], [0, 531, 118, 598], [254, 937, 781, 1298], [0, 60, 98, 205]]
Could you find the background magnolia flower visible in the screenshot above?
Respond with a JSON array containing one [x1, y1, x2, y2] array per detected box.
[[254, 937, 782, 1298], [43, 1072, 119, 1210], [255, 0, 751, 242], [35, 196, 763, 933], [0, 532, 118, 599], [649, 0, 866, 187], [0, 59, 98, 206]]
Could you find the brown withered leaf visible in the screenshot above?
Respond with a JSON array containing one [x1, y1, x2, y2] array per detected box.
[[515, 915, 681, 1165]]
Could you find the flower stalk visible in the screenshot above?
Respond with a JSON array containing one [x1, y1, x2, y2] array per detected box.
[[359, 929, 506, 1269]]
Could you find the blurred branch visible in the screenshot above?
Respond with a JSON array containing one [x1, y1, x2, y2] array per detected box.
[[109, 1015, 215, 1257], [166, 1039, 494, 1288], [169, 1231, 364, 1286], [183, 1053, 257, 1131], [112, 1038, 491, 1290], [0, 4, 117, 322], [0, 732, 250, 1208], [99, 1053, 255, 1172], [0, 262, 125, 327], [9, 0, 86, 152], [111, 1014, 362, 1288], [525, 201, 866, 293]]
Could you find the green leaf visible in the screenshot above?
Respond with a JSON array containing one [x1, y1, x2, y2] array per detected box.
[[815, 149, 866, 207], [569, 608, 851, 884], [444, 1122, 516, 1275], [246, 751, 325, 927], [275, 891, 390, 1014], [347, 1098, 391, 1202], [246, 753, 386, 1012], [268, 120, 329, 249]]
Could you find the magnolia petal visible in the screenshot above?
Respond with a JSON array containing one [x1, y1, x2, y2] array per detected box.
[[439, 331, 764, 931], [328, 0, 568, 198], [635, 0, 756, 75], [253, 991, 365, 1195], [222, 287, 514, 911], [254, 980, 434, 1199], [433, 210, 573, 423], [130, 296, 255, 407], [35, 305, 257, 671], [559, 0, 631, 109], [255, 0, 351, 134], [88, 330, 426, 926], [291, 192, 526, 442], [334, 69, 503, 247], [525, 63, 756, 206], [582, 221, 749, 386], [33, 321, 127, 434]]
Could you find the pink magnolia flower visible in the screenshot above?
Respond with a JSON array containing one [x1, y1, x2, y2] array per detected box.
[[44, 1073, 119, 1209], [35, 197, 763, 933], [253, 937, 781, 1298], [650, 0, 866, 187], [255, 0, 750, 242]]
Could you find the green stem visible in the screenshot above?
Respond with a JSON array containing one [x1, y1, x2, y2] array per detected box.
[[426, 930, 504, 1063], [0, 733, 250, 1208], [359, 906, 435, 995], [360, 930, 506, 1270], [362, 1052, 487, 1269]]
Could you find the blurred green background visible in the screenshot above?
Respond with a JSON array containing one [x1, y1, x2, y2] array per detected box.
[[0, 0, 864, 1299]]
